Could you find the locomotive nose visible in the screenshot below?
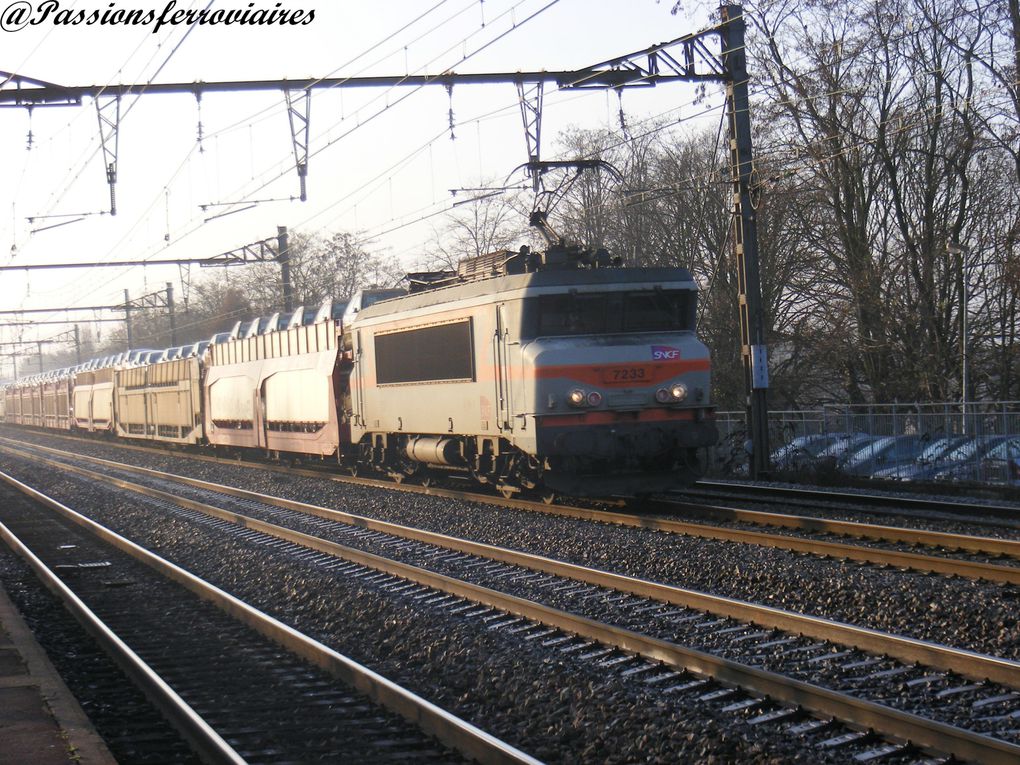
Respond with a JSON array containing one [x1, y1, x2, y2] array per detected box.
[[529, 336, 711, 415]]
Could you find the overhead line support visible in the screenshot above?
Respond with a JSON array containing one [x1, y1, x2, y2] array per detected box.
[[719, 3, 770, 478], [277, 226, 292, 313], [0, 234, 281, 272], [284, 89, 310, 202], [96, 96, 121, 215], [0, 305, 126, 315], [0, 22, 736, 109], [0, 318, 124, 327], [516, 81, 544, 193]]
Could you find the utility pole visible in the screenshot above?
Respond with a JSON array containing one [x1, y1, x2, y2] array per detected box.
[[166, 282, 177, 345], [278, 226, 293, 313], [721, 4, 770, 479], [73, 324, 81, 364], [124, 288, 133, 349], [0, 339, 66, 374]]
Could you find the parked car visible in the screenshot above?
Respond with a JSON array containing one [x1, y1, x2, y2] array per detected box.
[[870, 436, 969, 481], [838, 434, 925, 477], [807, 433, 880, 470], [932, 435, 1020, 484], [967, 437, 1020, 486], [771, 433, 837, 471]]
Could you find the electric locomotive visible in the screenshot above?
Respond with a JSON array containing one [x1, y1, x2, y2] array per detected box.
[[346, 241, 717, 497]]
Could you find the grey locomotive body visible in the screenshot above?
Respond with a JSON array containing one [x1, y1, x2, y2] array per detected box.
[[347, 252, 717, 497]]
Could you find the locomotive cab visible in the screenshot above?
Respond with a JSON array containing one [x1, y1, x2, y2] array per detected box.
[[519, 282, 716, 495]]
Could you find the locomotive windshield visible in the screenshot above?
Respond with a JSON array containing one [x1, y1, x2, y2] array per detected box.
[[527, 289, 695, 337]]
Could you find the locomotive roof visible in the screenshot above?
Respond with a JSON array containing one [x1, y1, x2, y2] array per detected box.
[[357, 266, 697, 321]]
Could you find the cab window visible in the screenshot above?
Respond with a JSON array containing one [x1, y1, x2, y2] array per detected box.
[[529, 289, 694, 337]]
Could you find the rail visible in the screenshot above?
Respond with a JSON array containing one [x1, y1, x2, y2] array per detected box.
[[4, 436, 1017, 585], [0, 468, 542, 765]]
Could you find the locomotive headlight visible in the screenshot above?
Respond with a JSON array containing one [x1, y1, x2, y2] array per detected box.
[[670, 383, 688, 401], [654, 387, 671, 403], [568, 388, 587, 407], [586, 391, 603, 407]]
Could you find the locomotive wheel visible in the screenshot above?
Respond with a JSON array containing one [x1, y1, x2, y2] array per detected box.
[[500, 487, 516, 499], [540, 491, 556, 505]]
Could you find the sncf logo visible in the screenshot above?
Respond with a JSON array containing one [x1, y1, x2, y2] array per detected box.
[[651, 345, 681, 360]]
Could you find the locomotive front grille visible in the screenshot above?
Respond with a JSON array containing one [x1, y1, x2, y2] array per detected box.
[[607, 392, 646, 408]]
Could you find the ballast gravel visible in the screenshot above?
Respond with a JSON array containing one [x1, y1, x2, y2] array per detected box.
[[0, 454, 840, 764], [3, 428, 1019, 662], [30, 458, 1019, 740]]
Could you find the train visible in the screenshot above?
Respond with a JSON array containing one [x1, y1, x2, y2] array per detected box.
[[1, 241, 718, 499]]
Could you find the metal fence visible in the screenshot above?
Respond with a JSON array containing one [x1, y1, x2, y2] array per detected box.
[[709, 409, 825, 476], [819, 402, 1020, 440], [706, 402, 1020, 489]]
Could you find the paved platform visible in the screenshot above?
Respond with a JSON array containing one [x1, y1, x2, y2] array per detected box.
[[0, 579, 115, 765]]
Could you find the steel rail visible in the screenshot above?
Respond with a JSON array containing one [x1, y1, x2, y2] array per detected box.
[[0, 469, 541, 765], [654, 497, 1020, 559], [0, 483, 246, 765], [3, 436, 1017, 585], [694, 479, 1020, 521], [5, 459, 1020, 764], [8, 441, 1020, 694]]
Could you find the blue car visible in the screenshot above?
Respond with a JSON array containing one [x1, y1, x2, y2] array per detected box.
[[770, 433, 853, 471], [932, 436, 1020, 484], [838, 434, 925, 477], [870, 436, 969, 481], [958, 436, 1020, 486], [811, 433, 880, 468]]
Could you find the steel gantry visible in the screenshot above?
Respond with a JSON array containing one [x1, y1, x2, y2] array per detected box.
[[0, 229, 294, 314], [0, 233, 281, 272], [0, 327, 79, 373], [0, 4, 771, 474]]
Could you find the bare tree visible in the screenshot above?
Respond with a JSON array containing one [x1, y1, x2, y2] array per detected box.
[[742, 0, 1018, 404], [231, 229, 399, 312], [425, 185, 530, 270]]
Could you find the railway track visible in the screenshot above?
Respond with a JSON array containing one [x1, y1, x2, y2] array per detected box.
[[0, 471, 535, 765], [648, 495, 1020, 573], [659, 495, 1020, 552], [9, 425, 1019, 530], [3, 434, 1019, 586], [3, 442, 1020, 762], [689, 479, 1020, 524]]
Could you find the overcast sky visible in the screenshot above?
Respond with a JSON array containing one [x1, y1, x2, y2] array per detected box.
[[0, 0, 722, 367]]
